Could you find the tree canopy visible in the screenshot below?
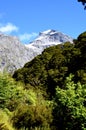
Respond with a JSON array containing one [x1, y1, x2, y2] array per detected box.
[[53, 74, 86, 130], [78, 0, 86, 9], [0, 31, 86, 130], [13, 31, 86, 98]]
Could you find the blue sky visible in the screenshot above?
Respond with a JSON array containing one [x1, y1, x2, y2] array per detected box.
[[0, 0, 86, 43]]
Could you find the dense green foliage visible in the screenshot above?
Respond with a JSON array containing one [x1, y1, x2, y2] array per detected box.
[[53, 74, 86, 130], [13, 32, 86, 97], [0, 73, 53, 130], [0, 109, 15, 130], [0, 32, 86, 129]]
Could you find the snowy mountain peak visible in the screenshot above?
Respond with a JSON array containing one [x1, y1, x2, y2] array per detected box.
[[27, 29, 73, 51], [39, 29, 56, 35], [0, 29, 73, 73], [34, 29, 73, 43]]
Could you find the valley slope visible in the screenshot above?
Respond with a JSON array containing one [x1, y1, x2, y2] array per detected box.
[[0, 30, 73, 73]]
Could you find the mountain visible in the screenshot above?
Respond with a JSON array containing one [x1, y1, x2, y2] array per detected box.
[[0, 30, 73, 73], [25, 29, 73, 52], [0, 34, 39, 73]]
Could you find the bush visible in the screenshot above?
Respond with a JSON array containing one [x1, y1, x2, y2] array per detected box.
[[53, 74, 86, 130]]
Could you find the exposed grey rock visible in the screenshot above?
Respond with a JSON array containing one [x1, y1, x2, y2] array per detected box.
[[0, 30, 73, 73], [0, 34, 39, 73], [26, 29, 73, 51]]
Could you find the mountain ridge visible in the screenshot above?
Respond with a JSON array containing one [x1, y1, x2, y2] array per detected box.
[[25, 29, 73, 54], [0, 29, 73, 73]]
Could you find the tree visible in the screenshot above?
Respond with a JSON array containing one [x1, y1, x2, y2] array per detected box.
[[0, 109, 15, 130], [12, 89, 53, 130], [78, 0, 86, 9], [0, 73, 32, 111], [53, 74, 86, 130], [0, 73, 17, 109]]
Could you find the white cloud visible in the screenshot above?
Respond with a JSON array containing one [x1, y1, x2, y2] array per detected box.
[[19, 32, 38, 42], [0, 23, 18, 34], [0, 22, 38, 42]]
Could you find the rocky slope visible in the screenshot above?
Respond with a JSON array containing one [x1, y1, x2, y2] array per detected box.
[[0, 34, 39, 73], [0, 30, 73, 73], [26, 29, 73, 51]]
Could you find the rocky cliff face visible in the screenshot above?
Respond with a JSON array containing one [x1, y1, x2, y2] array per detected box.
[[26, 29, 73, 51], [0, 30, 73, 73], [0, 34, 39, 73]]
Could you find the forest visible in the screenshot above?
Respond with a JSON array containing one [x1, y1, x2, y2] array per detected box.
[[0, 32, 86, 130]]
